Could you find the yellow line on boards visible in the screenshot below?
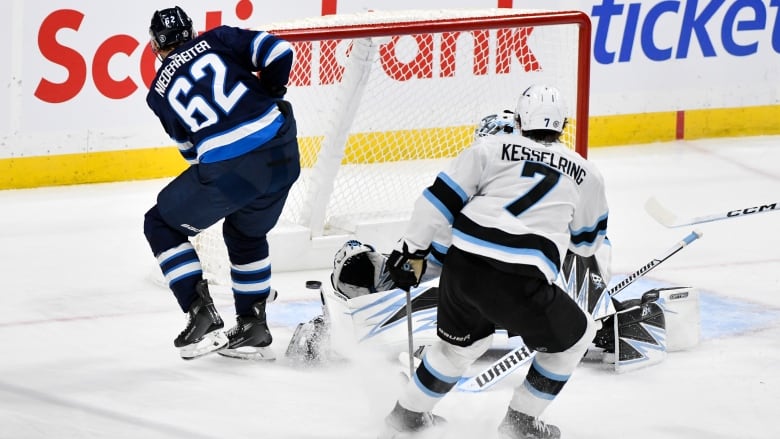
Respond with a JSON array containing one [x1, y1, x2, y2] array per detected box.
[[1, 105, 778, 190]]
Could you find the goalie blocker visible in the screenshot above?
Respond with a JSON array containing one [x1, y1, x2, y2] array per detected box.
[[286, 240, 700, 373]]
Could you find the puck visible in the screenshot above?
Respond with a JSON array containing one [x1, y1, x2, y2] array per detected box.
[[305, 280, 322, 290]]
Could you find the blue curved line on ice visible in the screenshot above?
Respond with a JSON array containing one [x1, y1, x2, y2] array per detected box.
[[607, 276, 780, 340], [256, 278, 780, 341]]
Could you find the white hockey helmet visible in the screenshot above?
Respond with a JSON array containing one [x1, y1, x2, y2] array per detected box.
[[515, 84, 567, 133], [474, 110, 516, 139], [331, 240, 395, 298]]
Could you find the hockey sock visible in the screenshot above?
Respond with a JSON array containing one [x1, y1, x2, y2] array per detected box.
[[400, 335, 492, 413], [231, 257, 272, 315], [509, 317, 595, 416], [155, 242, 204, 312]]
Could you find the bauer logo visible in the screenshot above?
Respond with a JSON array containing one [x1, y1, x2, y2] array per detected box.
[[669, 292, 689, 300], [437, 328, 471, 343], [181, 224, 204, 233]]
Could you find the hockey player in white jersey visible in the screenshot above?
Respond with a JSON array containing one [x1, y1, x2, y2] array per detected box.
[[379, 85, 609, 439], [427, 108, 546, 269]]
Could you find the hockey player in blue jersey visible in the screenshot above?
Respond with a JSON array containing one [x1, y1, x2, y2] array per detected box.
[[379, 85, 608, 439], [143, 6, 300, 361]]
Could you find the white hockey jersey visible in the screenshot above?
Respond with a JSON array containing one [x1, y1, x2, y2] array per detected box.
[[402, 133, 608, 283]]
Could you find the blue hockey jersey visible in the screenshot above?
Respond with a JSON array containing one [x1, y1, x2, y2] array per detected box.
[[146, 25, 294, 164]]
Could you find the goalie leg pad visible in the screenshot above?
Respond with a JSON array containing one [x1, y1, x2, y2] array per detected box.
[[657, 287, 700, 351], [595, 300, 667, 373]]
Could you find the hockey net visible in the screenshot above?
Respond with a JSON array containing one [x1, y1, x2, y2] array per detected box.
[[192, 9, 591, 282]]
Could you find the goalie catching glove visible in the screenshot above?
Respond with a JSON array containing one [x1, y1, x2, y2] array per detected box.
[[386, 241, 428, 291]]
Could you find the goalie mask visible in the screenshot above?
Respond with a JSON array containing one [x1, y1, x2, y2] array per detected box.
[[331, 240, 395, 298], [149, 6, 194, 53], [515, 84, 567, 133], [474, 110, 516, 139]]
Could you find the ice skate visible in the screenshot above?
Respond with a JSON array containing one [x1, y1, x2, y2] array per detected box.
[[219, 299, 276, 360], [174, 280, 228, 360], [497, 407, 560, 439], [378, 402, 445, 439]]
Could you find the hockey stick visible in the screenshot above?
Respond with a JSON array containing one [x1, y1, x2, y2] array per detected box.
[[604, 229, 702, 297], [645, 196, 779, 228], [455, 229, 703, 392], [404, 288, 415, 379]]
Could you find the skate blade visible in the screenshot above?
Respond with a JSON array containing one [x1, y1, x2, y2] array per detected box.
[[179, 330, 228, 360], [218, 345, 276, 361]]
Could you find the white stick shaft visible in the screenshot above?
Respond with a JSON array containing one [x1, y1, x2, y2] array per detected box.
[[606, 230, 702, 297], [646, 197, 779, 228], [405, 289, 415, 379]]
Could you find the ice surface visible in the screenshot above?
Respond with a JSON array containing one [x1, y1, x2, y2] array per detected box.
[[1, 136, 779, 438]]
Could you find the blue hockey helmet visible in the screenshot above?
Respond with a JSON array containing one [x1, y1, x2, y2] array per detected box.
[[149, 6, 194, 52]]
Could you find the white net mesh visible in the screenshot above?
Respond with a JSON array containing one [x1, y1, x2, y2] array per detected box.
[[192, 9, 590, 282]]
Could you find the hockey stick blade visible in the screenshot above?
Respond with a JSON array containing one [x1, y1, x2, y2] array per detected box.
[[645, 197, 779, 228], [457, 230, 702, 392]]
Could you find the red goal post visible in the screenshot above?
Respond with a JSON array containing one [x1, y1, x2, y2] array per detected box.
[[274, 9, 591, 151], [193, 9, 592, 278]]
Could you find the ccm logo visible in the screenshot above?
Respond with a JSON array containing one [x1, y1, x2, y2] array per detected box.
[[727, 203, 777, 217]]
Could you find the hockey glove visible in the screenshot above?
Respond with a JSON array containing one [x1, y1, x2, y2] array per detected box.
[[263, 83, 287, 98], [386, 242, 428, 292]]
